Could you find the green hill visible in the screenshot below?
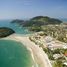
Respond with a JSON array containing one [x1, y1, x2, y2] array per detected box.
[[23, 16, 62, 27], [30, 16, 62, 24], [0, 27, 15, 38], [11, 16, 63, 32], [11, 16, 62, 27]]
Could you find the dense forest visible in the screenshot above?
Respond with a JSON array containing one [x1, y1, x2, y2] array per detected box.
[[0, 27, 15, 38]]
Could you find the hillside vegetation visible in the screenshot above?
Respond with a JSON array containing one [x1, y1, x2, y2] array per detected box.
[[23, 16, 62, 27], [31, 16, 62, 24], [11, 16, 63, 31], [0, 27, 15, 38], [11, 16, 62, 27], [41, 25, 67, 43]]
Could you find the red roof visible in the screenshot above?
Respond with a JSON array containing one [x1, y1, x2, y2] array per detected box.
[[64, 52, 67, 56]]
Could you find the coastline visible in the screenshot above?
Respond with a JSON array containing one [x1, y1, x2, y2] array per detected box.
[[2, 34, 52, 67]]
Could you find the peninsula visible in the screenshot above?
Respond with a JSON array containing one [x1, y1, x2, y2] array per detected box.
[[10, 16, 67, 67]]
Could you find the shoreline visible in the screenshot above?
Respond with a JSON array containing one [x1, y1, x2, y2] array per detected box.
[[2, 34, 52, 67]]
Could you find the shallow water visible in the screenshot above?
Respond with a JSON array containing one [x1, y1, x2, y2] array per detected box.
[[0, 40, 33, 67], [0, 20, 35, 67], [0, 20, 30, 34]]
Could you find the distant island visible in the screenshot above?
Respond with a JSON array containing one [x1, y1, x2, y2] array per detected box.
[[0, 27, 15, 38], [11, 16, 62, 31], [11, 16, 62, 26]]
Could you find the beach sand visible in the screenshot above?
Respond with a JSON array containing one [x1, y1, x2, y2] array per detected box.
[[3, 34, 52, 67]]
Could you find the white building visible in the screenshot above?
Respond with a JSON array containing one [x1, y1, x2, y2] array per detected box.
[[63, 62, 67, 66], [53, 54, 62, 59], [45, 36, 53, 43], [63, 44, 67, 49]]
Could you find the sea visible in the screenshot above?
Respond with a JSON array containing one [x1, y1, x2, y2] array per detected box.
[[0, 20, 30, 34], [0, 20, 34, 67]]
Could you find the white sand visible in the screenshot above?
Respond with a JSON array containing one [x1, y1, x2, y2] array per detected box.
[[3, 34, 52, 67]]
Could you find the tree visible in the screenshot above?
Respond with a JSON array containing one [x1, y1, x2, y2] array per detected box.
[[0, 27, 15, 38], [53, 60, 63, 67]]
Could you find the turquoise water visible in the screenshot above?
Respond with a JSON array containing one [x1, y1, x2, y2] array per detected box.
[[60, 18, 67, 22], [0, 40, 33, 67], [0, 20, 30, 34], [0, 20, 34, 67]]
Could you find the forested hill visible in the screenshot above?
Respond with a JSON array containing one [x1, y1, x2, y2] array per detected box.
[[30, 16, 62, 24], [11, 16, 63, 27], [0, 27, 15, 38]]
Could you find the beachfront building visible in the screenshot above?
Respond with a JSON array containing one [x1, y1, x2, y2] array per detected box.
[[53, 54, 62, 59], [63, 44, 67, 49], [63, 62, 67, 66]]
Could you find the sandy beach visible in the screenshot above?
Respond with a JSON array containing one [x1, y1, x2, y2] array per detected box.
[[3, 34, 52, 67]]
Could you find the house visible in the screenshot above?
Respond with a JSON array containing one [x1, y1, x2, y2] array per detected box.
[[45, 36, 53, 43], [53, 54, 62, 59], [63, 62, 67, 66], [64, 51, 67, 57], [63, 45, 67, 49]]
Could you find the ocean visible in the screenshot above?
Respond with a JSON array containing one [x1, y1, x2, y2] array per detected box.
[[0, 40, 33, 67], [61, 18, 67, 22], [0, 20, 33, 67], [0, 20, 30, 34]]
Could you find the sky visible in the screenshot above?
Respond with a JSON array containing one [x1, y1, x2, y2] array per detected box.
[[0, 0, 67, 19]]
